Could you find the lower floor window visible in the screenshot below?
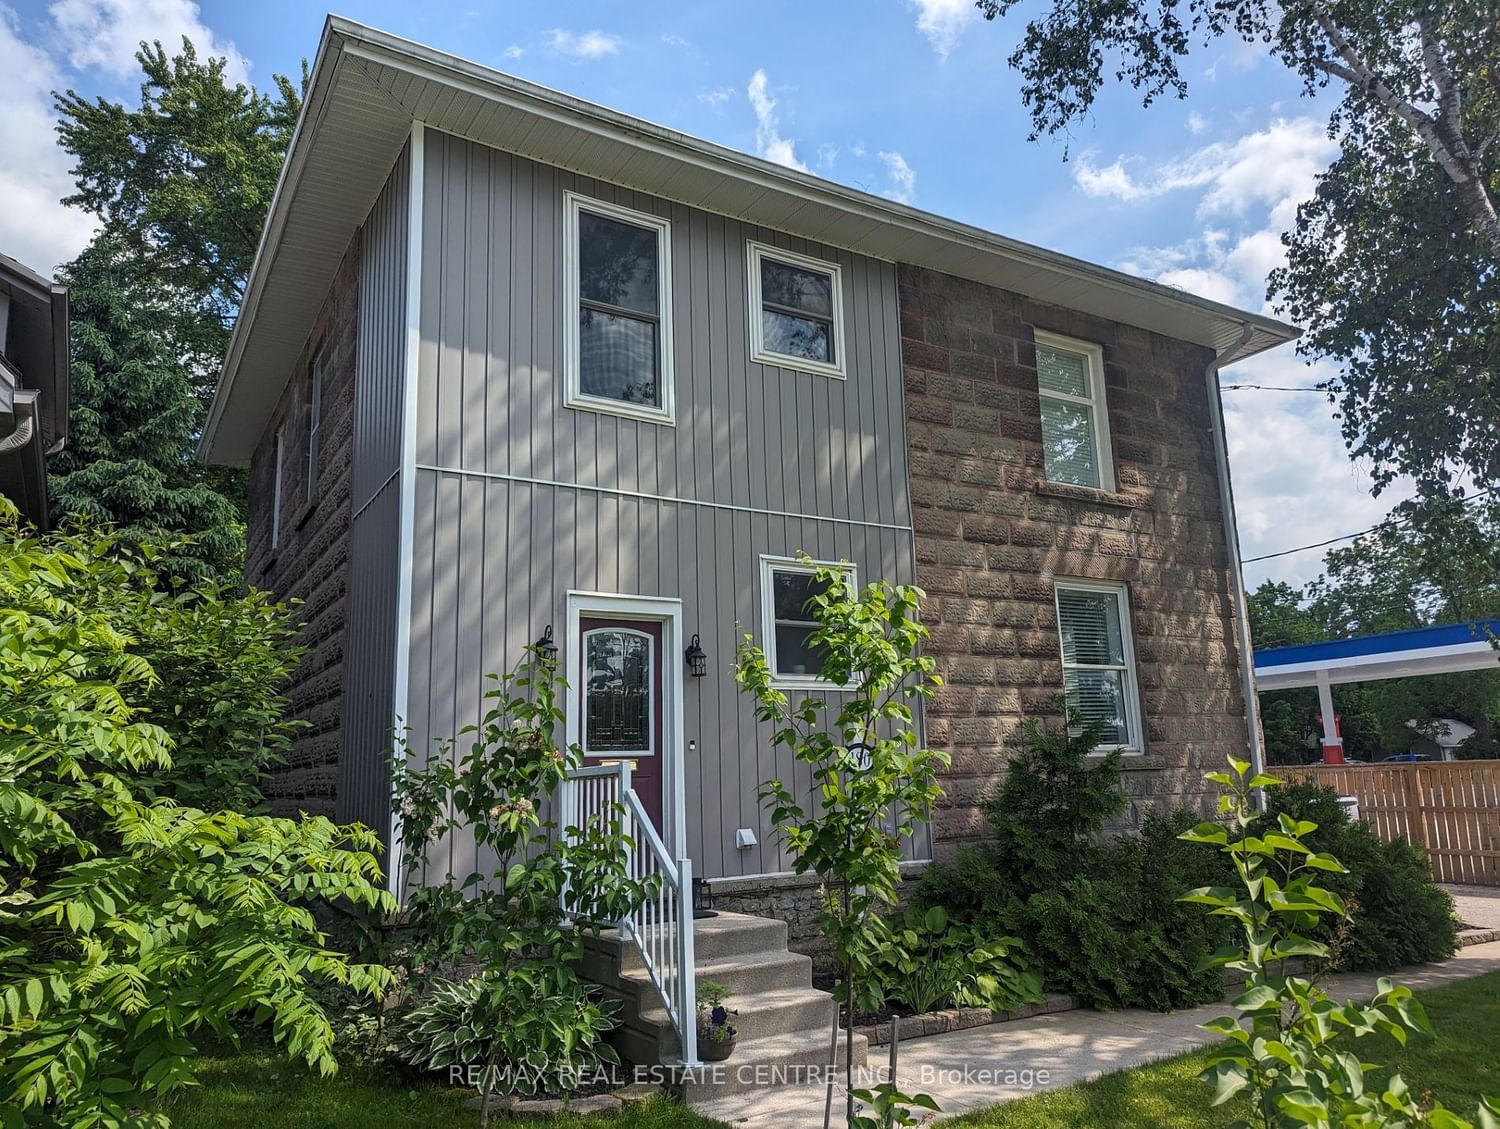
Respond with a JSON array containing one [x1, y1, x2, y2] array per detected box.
[[1053, 580, 1140, 751], [759, 556, 856, 684]]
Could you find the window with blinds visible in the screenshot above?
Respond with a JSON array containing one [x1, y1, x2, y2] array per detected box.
[[1035, 333, 1113, 491], [1054, 581, 1140, 751]]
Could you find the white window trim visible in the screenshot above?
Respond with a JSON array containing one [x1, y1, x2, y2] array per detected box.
[[307, 348, 325, 501], [270, 425, 284, 551], [1034, 329, 1116, 493], [579, 625, 656, 760], [1053, 578, 1143, 756], [562, 191, 675, 426], [746, 240, 847, 379], [759, 554, 858, 689]]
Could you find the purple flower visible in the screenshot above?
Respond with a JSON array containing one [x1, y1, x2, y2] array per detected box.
[[710, 1005, 728, 1026]]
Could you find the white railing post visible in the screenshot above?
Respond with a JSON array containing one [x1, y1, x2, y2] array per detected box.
[[563, 763, 697, 1068], [677, 854, 699, 1066]]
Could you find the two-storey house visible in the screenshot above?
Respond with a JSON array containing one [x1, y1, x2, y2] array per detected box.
[[199, 20, 1296, 1067]]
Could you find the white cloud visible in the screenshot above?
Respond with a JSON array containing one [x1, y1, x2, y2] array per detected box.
[[0, 6, 95, 274], [816, 142, 839, 169], [747, 69, 807, 172], [879, 151, 916, 204], [1187, 111, 1209, 135], [543, 28, 621, 60], [907, 0, 974, 59], [501, 44, 524, 60], [661, 33, 690, 48], [697, 85, 734, 111], [1079, 114, 1411, 587], [50, 0, 249, 83], [1072, 117, 1334, 227], [1096, 117, 1336, 311], [1222, 354, 1415, 588]]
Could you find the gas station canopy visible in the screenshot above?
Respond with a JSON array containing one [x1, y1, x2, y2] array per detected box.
[[1253, 620, 1500, 764], [1254, 620, 1500, 692]]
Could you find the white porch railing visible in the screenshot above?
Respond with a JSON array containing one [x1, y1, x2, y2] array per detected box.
[[563, 763, 699, 1066]]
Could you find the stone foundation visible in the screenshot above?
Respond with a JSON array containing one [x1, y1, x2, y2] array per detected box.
[[708, 864, 928, 975]]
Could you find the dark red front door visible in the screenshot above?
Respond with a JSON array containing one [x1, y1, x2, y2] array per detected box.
[[578, 617, 664, 834]]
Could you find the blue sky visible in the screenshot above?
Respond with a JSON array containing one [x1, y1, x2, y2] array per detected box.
[[0, 0, 1408, 588]]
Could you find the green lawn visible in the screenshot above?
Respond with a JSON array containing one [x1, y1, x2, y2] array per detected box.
[[946, 970, 1500, 1127], [157, 972, 1499, 1129], [158, 1051, 720, 1129]]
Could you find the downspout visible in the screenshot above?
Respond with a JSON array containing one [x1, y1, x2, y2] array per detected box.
[[1205, 323, 1267, 796]]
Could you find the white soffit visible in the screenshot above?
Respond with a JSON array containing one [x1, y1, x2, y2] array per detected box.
[[200, 17, 1299, 465]]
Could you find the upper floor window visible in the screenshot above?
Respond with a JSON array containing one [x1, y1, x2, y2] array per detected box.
[[307, 347, 326, 501], [270, 424, 285, 551], [1054, 580, 1140, 753], [1035, 331, 1114, 491], [563, 192, 674, 424], [747, 242, 846, 378], [759, 555, 856, 686]]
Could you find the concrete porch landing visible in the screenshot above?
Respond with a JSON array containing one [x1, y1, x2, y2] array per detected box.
[[694, 940, 1500, 1128], [578, 910, 865, 1102]]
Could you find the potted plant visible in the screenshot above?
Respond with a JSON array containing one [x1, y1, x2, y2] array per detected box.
[[696, 979, 738, 1061]]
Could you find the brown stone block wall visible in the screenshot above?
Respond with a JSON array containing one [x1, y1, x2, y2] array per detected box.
[[898, 264, 1250, 856], [244, 233, 361, 819]]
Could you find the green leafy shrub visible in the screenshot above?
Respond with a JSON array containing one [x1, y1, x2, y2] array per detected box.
[[1257, 781, 1457, 971], [1183, 758, 1498, 1129], [869, 905, 1041, 1015], [388, 652, 649, 1125], [0, 509, 394, 1129], [128, 581, 305, 812], [918, 718, 1234, 1012]]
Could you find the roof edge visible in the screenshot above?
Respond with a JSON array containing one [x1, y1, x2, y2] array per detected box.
[[200, 15, 1300, 462]]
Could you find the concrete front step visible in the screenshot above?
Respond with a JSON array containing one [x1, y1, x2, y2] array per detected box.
[[678, 1025, 869, 1102], [578, 907, 849, 1101], [580, 912, 791, 979]]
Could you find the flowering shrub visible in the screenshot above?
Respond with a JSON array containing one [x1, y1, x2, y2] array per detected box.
[[389, 652, 651, 1125]]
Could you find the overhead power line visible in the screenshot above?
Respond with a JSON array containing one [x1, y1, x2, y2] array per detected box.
[[1221, 383, 1331, 393], [1242, 486, 1499, 564]]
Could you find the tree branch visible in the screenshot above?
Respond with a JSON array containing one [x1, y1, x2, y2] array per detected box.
[[1311, 9, 1500, 255]]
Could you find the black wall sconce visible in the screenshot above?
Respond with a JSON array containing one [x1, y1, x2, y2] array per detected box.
[[684, 633, 707, 677], [533, 624, 558, 663]]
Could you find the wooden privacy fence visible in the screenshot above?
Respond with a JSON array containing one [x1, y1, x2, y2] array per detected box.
[[1279, 761, 1500, 887]]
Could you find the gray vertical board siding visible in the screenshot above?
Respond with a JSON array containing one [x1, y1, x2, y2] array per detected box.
[[403, 476, 916, 879], [406, 129, 919, 881], [340, 479, 401, 838], [413, 132, 908, 527], [341, 146, 410, 837], [351, 141, 409, 509]]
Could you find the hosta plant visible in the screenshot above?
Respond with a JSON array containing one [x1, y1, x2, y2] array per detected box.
[[394, 974, 621, 1098], [1182, 757, 1500, 1129]]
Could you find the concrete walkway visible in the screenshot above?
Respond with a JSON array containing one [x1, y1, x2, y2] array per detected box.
[[694, 940, 1500, 1127], [1445, 884, 1500, 931]]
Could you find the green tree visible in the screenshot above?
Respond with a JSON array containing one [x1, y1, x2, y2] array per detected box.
[[735, 559, 949, 1128], [0, 504, 393, 1129], [50, 238, 246, 581], [974, 0, 1500, 499], [48, 40, 304, 581]]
